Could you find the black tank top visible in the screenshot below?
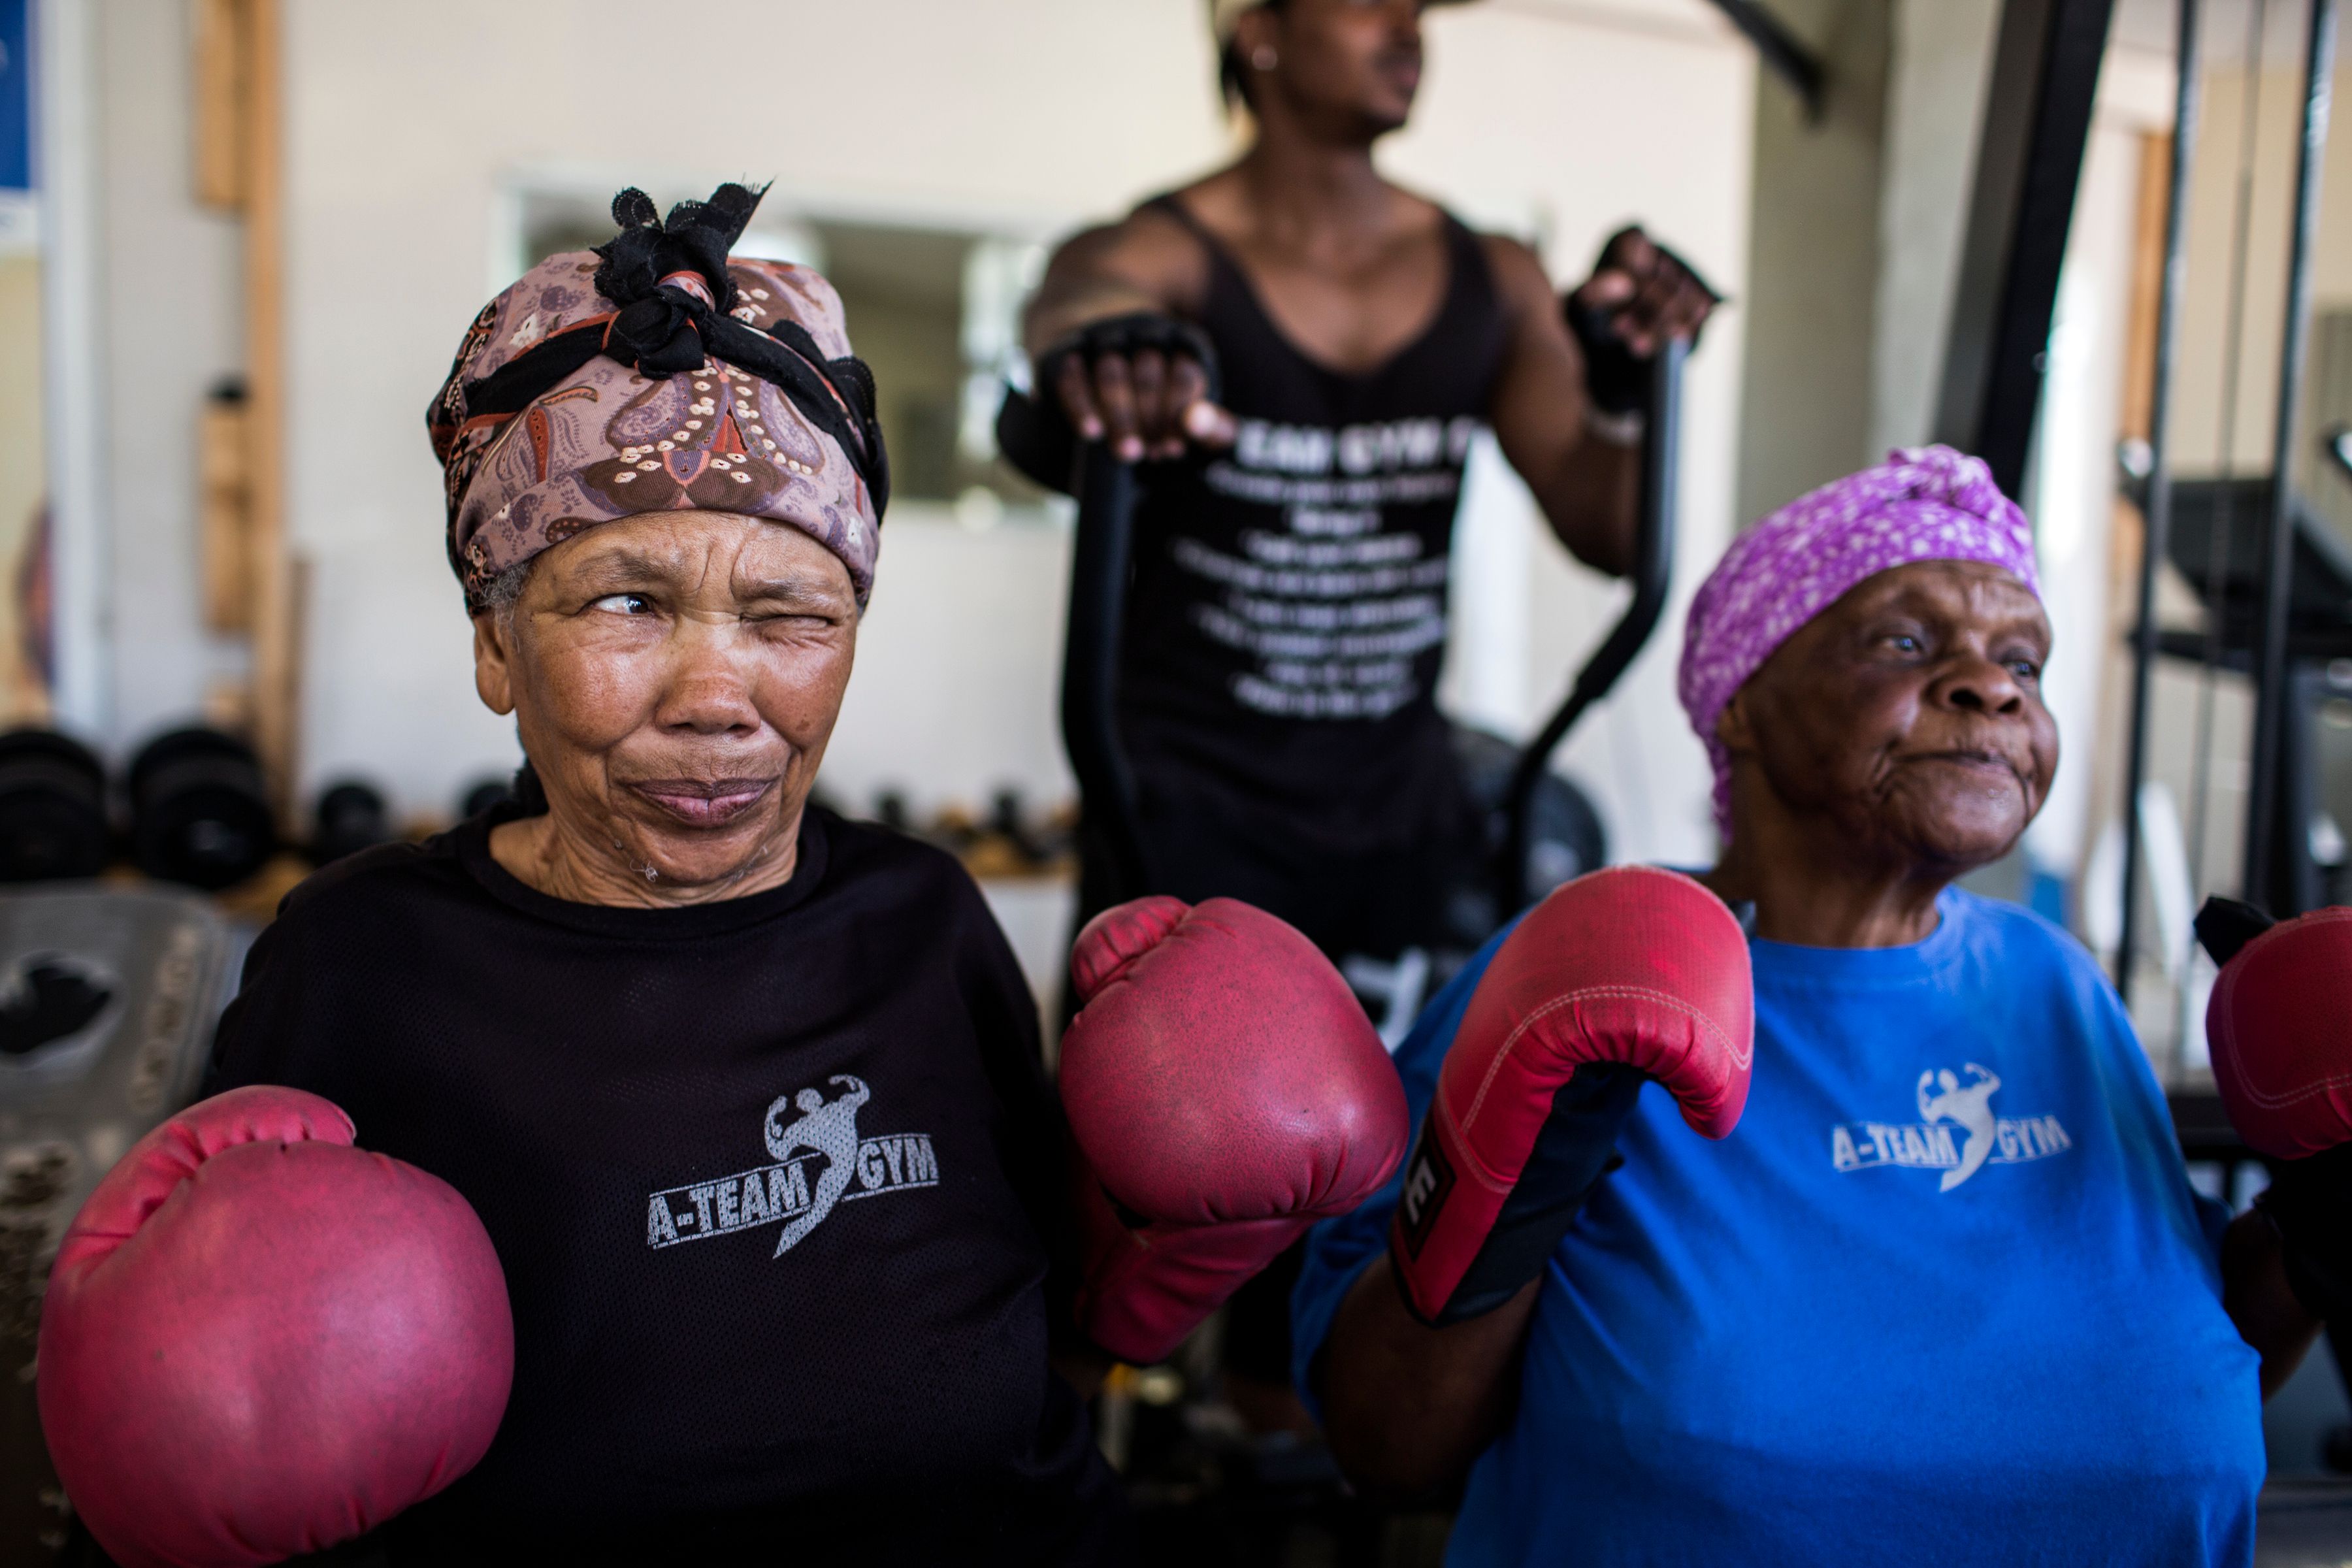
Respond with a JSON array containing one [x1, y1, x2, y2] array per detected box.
[[1117, 194, 1511, 887]]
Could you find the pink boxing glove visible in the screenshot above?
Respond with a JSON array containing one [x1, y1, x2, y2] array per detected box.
[[1060, 896, 1409, 1365], [38, 1085, 514, 1568]]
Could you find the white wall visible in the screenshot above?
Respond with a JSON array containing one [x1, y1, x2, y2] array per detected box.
[[816, 507, 1074, 817], [257, 0, 1757, 856], [95, 0, 246, 754]]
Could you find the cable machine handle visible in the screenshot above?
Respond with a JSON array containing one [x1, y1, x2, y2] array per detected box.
[[1497, 337, 1687, 914], [1060, 439, 1150, 904]]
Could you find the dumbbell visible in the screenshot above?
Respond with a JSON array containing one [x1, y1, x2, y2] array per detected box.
[[0, 728, 111, 882], [987, 789, 1035, 861], [127, 727, 277, 890], [312, 779, 393, 866]]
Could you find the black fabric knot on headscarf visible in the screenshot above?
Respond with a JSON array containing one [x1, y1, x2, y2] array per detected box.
[[593, 183, 762, 377], [607, 290, 710, 377], [595, 184, 753, 316]]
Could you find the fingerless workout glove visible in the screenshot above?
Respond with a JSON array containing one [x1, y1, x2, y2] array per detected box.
[[1035, 311, 1223, 408], [1563, 233, 1719, 416]]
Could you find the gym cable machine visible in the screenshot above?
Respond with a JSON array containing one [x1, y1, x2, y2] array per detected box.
[[2114, 0, 2342, 1004]]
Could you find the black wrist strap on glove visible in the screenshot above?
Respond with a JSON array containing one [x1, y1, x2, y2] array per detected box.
[[1563, 237, 1720, 417], [2195, 894, 2276, 966], [995, 385, 1078, 495], [1035, 311, 1224, 408], [2259, 1142, 2352, 1324], [1002, 312, 1224, 494], [1399, 1062, 1644, 1325]]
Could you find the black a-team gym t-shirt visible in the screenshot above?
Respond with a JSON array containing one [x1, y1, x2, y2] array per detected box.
[[206, 806, 1126, 1565]]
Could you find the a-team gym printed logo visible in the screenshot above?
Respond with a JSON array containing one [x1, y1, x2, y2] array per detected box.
[[1829, 1065, 2072, 1194], [644, 1075, 938, 1258]]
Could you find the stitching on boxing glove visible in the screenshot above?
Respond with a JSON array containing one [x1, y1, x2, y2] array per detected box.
[[2212, 913, 2352, 1112], [1459, 986, 1744, 1132]]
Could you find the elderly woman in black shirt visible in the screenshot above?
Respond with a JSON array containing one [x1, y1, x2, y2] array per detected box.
[[39, 186, 1408, 1568], [206, 188, 1119, 1562]]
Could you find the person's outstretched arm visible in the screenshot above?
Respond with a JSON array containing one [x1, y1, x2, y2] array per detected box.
[[1311, 868, 1753, 1499], [1484, 229, 1717, 576], [1320, 1262, 1539, 1497], [2219, 1207, 2321, 1399], [2195, 899, 2346, 1399]]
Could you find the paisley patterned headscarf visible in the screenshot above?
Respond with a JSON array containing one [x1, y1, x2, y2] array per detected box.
[[428, 184, 889, 613], [1677, 445, 2042, 841]]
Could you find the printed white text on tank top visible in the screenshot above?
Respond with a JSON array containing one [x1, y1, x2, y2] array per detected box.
[[1188, 412, 1484, 720]]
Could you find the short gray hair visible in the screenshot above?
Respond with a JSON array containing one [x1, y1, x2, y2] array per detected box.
[[477, 557, 535, 627]]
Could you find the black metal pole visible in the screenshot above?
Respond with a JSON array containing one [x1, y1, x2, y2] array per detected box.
[[1932, 0, 2119, 498], [1061, 442, 1149, 902], [1700, 0, 1827, 120], [1499, 339, 1685, 913], [2246, 0, 2336, 910], [2114, 0, 2202, 1000]]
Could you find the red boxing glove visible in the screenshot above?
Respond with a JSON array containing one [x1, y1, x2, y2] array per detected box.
[[1060, 896, 1409, 1365], [2205, 904, 2352, 1159], [1391, 866, 1753, 1324], [2200, 901, 2352, 1322], [38, 1086, 514, 1568]]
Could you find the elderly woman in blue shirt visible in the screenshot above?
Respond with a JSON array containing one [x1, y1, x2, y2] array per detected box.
[[1295, 448, 2315, 1565]]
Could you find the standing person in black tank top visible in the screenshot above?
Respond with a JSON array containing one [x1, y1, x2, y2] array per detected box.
[[1108, 199, 1508, 966], [1021, 0, 1718, 1428]]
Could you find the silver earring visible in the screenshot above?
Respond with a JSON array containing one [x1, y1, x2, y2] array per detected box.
[[1252, 44, 1277, 70]]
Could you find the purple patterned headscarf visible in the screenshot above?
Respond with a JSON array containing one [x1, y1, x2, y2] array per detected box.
[[1676, 445, 2041, 840], [428, 185, 888, 613]]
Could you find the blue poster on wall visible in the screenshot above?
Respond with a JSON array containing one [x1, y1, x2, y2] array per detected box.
[[0, 0, 30, 195]]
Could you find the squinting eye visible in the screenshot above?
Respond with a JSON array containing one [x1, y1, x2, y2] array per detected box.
[[1887, 634, 1922, 654], [2007, 659, 2040, 681], [590, 593, 655, 616]]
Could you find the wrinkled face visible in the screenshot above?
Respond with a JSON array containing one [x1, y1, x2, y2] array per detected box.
[[472, 510, 857, 892], [1249, 0, 1426, 133], [1719, 559, 2059, 875]]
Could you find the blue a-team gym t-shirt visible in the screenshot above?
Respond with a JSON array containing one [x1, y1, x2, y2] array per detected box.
[[1293, 888, 2266, 1567]]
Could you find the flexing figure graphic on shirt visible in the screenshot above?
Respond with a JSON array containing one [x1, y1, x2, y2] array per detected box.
[[764, 1074, 870, 1255], [1917, 1064, 2002, 1192]]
